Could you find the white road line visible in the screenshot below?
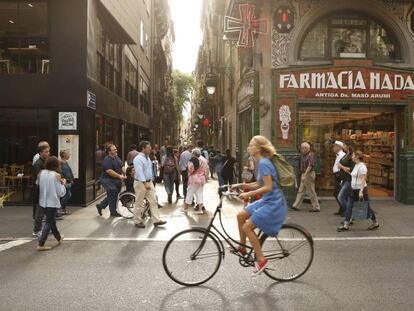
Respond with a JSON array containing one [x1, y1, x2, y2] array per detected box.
[[0, 240, 31, 253], [1, 236, 414, 243]]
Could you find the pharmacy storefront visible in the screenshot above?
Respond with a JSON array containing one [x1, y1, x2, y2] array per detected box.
[[273, 60, 414, 203]]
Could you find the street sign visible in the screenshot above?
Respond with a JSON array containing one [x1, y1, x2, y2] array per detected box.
[[87, 91, 96, 110]]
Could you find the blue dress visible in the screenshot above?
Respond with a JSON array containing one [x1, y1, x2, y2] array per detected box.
[[245, 158, 287, 236]]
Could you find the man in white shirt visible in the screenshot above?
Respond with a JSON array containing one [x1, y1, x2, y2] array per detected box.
[[333, 141, 346, 215], [179, 145, 193, 198]]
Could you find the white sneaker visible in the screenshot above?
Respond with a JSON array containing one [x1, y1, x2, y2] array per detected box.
[[32, 231, 41, 238]]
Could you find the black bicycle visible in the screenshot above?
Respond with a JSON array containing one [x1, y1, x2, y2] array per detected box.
[[117, 191, 150, 220], [162, 185, 314, 287]]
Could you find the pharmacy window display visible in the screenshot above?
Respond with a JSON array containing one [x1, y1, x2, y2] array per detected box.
[[300, 12, 399, 63], [298, 108, 395, 198]]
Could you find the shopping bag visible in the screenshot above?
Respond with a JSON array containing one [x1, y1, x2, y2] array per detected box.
[[352, 200, 369, 219]]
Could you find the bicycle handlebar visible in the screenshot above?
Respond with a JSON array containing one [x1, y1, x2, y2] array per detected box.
[[218, 185, 241, 198]]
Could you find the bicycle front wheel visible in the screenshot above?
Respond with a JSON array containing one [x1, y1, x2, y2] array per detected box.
[[162, 228, 222, 287], [261, 223, 314, 282]]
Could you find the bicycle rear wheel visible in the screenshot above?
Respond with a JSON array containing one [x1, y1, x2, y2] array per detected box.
[[261, 223, 314, 282], [162, 228, 222, 287], [117, 192, 135, 219]]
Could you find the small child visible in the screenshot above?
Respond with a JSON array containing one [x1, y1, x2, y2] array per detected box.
[[125, 166, 135, 193]]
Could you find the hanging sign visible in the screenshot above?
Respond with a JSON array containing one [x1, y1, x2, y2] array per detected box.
[[58, 112, 77, 131], [274, 6, 294, 33], [224, 3, 268, 48]]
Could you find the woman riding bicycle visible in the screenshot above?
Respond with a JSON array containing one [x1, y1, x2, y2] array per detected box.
[[232, 135, 288, 276]]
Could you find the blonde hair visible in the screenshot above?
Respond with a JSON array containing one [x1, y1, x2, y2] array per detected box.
[[250, 135, 276, 158]]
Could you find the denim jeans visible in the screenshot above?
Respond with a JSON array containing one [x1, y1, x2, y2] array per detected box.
[[60, 183, 72, 208], [98, 178, 122, 215], [344, 187, 376, 223], [338, 181, 351, 215], [216, 171, 224, 186], [164, 172, 176, 195], [38, 208, 61, 246]]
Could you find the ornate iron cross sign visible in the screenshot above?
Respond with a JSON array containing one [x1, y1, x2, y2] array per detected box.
[[224, 3, 268, 48]]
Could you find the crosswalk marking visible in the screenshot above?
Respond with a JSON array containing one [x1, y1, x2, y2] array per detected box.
[[0, 240, 31, 253]]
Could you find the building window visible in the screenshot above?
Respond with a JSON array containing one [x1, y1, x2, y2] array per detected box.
[[140, 77, 150, 114], [125, 57, 138, 107], [0, 1, 49, 74], [96, 16, 121, 95], [140, 21, 145, 48], [300, 12, 400, 62]]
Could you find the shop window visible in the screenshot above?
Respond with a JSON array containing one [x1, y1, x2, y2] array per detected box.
[[300, 12, 400, 63], [299, 107, 395, 198], [0, 109, 50, 203], [0, 1, 49, 74]]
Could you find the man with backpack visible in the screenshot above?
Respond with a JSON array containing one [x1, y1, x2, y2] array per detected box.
[[161, 146, 180, 203], [291, 142, 321, 212]]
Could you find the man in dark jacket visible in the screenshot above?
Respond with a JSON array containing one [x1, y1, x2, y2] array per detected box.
[[32, 145, 50, 237], [60, 150, 75, 215]]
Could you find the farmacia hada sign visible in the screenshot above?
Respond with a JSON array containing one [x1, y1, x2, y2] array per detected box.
[[277, 68, 414, 100]]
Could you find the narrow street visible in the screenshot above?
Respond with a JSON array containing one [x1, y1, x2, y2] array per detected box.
[[1, 181, 414, 311]]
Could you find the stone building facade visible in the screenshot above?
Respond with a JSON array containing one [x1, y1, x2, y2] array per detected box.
[[196, 0, 414, 203]]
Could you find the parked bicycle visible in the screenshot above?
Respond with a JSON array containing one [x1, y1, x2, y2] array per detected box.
[[117, 191, 151, 220], [162, 185, 314, 286]]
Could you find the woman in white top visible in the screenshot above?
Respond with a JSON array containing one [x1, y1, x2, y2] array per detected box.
[[337, 151, 379, 232], [37, 156, 66, 251]]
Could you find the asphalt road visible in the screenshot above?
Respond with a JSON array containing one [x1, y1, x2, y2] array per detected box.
[[1, 239, 413, 311]]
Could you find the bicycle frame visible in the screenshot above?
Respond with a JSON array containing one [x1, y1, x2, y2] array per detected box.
[[192, 189, 288, 264]]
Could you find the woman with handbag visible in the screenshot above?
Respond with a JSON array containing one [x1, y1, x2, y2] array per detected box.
[[337, 151, 379, 232]]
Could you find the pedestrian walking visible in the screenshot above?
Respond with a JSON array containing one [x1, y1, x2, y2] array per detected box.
[[232, 135, 287, 275], [133, 141, 167, 228], [153, 144, 161, 164], [179, 144, 193, 198], [37, 156, 66, 251], [95, 144, 125, 217], [337, 151, 379, 232], [197, 140, 209, 160], [183, 148, 209, 215], [126, 144, 139, 166], [32, 141, 50, 220], [173, 149, 183, 199], [162, 146, 180, 203], [333, 141, 346, 215], [32, 144, 51, 237], [291, 142, 321, 212], [208, 146, 215, 178], [337, 142, 355, 220], [212, 150, 224, 186], [241, 154, 258, 206], [149, 151, 164, 208], [59, 150, 74, 215], [32, 141, 50, 165], [222, 149, 236, 185]]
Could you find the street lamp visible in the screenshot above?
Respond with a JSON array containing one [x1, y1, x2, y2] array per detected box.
[[205, 72, 217, 96], [206, 86, 216, 95]]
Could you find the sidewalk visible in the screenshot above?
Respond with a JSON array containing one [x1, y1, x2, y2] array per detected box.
[[1, 179, 414, 240]]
